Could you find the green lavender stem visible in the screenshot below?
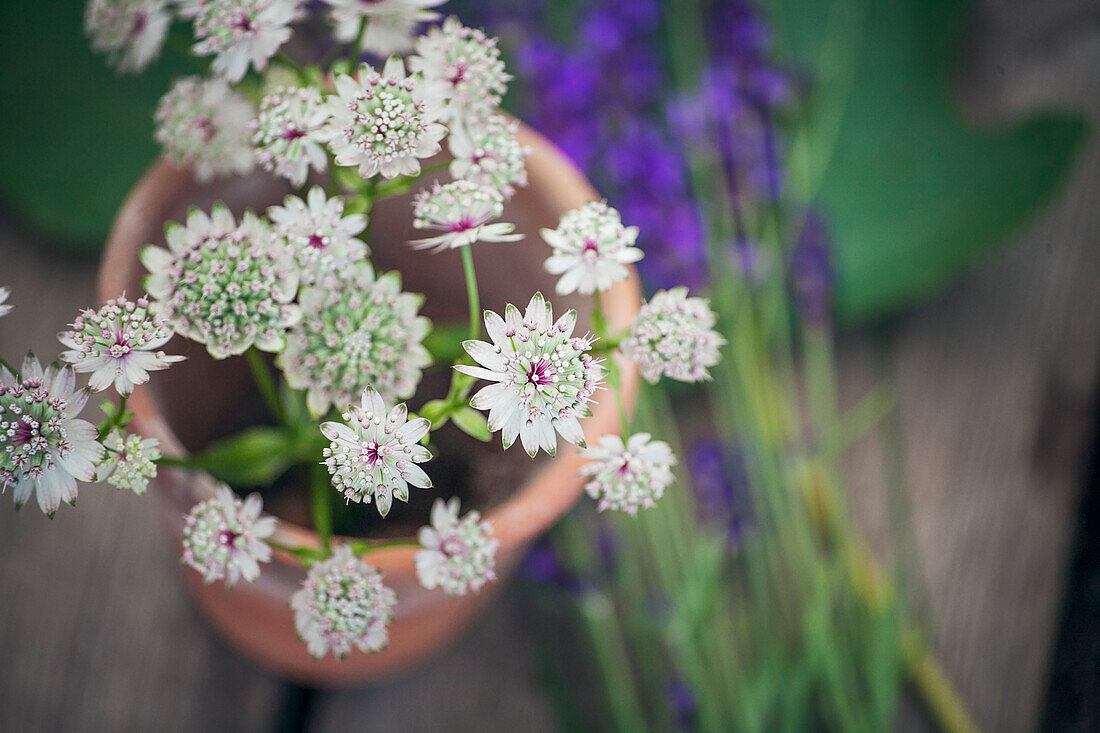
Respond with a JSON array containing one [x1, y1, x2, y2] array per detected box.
[[460, 245, 481, 340]]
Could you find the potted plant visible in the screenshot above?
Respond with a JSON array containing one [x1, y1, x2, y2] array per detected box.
[[0, 0, 724, 686]]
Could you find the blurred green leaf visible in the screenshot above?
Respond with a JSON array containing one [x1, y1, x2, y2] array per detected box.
[[762, 0, 1087, 322], [0, 0, 194, 250], [452, 406, 491, 442], [187, 426, 295, 488]]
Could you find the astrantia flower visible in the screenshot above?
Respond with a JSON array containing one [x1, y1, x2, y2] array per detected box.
[[415, 497, 498, 596], [96, 430, 161, 495], [85, 0, 171, 74], [323, 0, 443, 56], [0, 287, 12, 318], [621, 287, 725, 384], [542, 201, 643, 296], [155, 76, 256, 181], [190, 0, 302, 83], [278, 262, 429, 415], [58, 295, 184, 396], [325, 57, 447, 179], [253, 87, 331, 187], [448, 114, 528, 198], [268, 187, 368, 285], [142, 205, 301, 359], [581, 432, 676, 514], [291, 544, 397, 659], [0, 355, 104, 516], [409, 16, 510, 126], [409, 180, 521, 251], [320, 387, 432, 516], [457, 292, 604, 457], [182, 485, 276, 586]]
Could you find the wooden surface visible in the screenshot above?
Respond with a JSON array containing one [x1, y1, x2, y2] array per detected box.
[[1, 1, 1099, 730]]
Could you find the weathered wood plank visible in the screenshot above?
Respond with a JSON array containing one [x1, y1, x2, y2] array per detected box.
[[0, 227, 288, 732], [843, 1, 1100, 728]]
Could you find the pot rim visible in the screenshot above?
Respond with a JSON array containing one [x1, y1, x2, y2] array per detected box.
[[97, 122, 642, 578]]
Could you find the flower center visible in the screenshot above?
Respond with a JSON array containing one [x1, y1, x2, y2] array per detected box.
[[218, 529, 239, 547], [581, 240, 600, 261], [525, 358, 556, 388], [307, 234, 326, 250]]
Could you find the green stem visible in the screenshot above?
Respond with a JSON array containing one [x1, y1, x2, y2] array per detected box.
[[246, 348, 284, 426], [460, 246, 481, 340], [902, 630, 980, 733], [309, 462, 334, 550], [351, 19, 368, 66], [0, 354, 14, 374]]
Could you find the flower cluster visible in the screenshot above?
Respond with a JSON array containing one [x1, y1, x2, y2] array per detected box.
[[58, 295, 183, 396], [622, 287, 725, 384], [84, 0, 171, 74], [142, 205, 301, 359], [448, 114, 528, 198], [410, 179, 520, 251], [320, 388, 432, 516], [582, 433, 676, 514], [415, 497, 498, 596], [187, 0, 302, 83], [458, 293, 604, 457], [291, 544, 397, 659], [409, 16, 511, 125], [97, 430, 162, 495], [267, 187, 368, 285], [252, 87, 331, 187], [279, 263, 429, 415], [326, 57, 447, 179], [154, 76, 256, 182], [323, 0, 445, 56], [0, 356, 104, 516], [542, 201, 642, 295], [182, 485, 277, 587]]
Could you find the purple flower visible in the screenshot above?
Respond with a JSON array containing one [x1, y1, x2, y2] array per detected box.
[[663, 676, 698, 732], [689, 437, 751, 548], [789, 210, 835, 325]]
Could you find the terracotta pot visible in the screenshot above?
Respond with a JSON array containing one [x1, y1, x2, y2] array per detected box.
[[98, 123, 641, 687]]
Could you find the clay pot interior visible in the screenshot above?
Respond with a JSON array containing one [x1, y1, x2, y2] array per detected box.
[[116, 163, 591, 537]]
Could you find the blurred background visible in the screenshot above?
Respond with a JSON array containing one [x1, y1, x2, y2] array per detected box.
[[1, 0, 1098, 730]]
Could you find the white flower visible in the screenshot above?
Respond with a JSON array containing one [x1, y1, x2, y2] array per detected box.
[[542, 202, 643, 296], [325, 57, 447, 179], [409, 180, 521, 252], [190, 0, 303, 83], [96, 429, 161, 495], [278, 262, 430, 416], [142, 204, 301, 359], [0, 286, 12, 318], [0, 355, 104, 516], [58, 295, 184, 396], [268, 187, 368, 285], [253, 87, 331, 187], [448, 114, 528, 198], [323, 0, 443, 56], [320, 387, 432, 516], [456, 293, 604, 457], [85, 0, 172, 73], [291, 544, 397, 659], [415, 497, 498, 596], [621, 287, 725, 384], [408, 16, 510, 126], [581, 433, 676, 514], [182, 485, 277, 587], [155, 76, 256, 182]]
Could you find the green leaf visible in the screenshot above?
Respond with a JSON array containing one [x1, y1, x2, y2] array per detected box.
[[762, 0, 1087, 322], [422, 322, 468, 365], [451, 406, 491, 442], [418, 398, 452, 428], [0, 0, 197, 250], [187, 427, 296, 488]]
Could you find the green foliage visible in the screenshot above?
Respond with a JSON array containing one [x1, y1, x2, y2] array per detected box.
[[762, 0, 1087, 322], [451, 406, 491, 442], [0, 0, 195, 250]]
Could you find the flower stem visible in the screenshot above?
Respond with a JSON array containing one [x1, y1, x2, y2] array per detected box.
[[309, 462, 333, 551], [902, 629, 980, 733], [245, 347, 284, 426], [591, 292, 630, 436], [460, 246, 481, 340]]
